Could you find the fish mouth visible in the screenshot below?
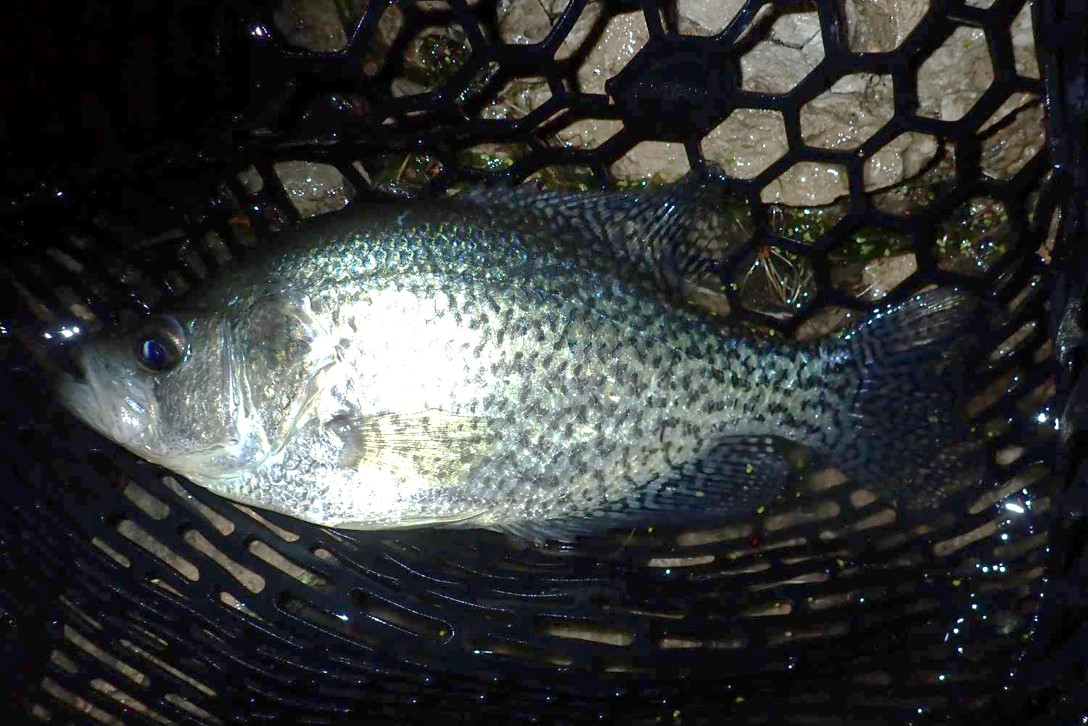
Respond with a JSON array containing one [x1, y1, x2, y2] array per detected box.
[[56, 370, 108, 436], [55, 343, 95, 417], [54, 350, 151, 447]]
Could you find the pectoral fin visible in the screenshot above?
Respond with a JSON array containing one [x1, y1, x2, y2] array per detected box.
[[325, 410, 498, 487]]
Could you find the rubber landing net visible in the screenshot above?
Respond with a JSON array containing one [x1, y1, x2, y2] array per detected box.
[[1, 0, 1086, 723]]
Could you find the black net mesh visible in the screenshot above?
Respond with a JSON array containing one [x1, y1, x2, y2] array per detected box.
[[1, 0, 1085, 723]]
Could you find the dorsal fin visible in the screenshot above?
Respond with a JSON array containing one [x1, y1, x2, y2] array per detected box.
[[460, 176, 751, 298]]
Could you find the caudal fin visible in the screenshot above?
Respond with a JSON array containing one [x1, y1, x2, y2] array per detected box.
[[824, 287, 986, 508]]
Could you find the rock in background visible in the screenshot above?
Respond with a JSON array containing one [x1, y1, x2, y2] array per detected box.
[[264, 0, 1044, 325], [272, 0, 1044, 206]]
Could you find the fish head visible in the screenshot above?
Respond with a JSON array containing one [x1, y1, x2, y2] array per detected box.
[[56, 307, 275, 483]]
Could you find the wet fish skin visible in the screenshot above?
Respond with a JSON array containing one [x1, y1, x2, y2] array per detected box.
[[56, 180, 977, 538]]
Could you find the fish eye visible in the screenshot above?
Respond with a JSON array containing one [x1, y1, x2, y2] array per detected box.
[[134, 316, 188, 373]]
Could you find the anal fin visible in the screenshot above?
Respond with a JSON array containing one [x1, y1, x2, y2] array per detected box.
[[492, 435, 800, 544]]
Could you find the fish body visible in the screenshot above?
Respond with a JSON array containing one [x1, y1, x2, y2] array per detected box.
[[57, 180, 978, 539]]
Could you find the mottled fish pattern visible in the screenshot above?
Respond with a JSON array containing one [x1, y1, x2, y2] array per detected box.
[[57, 179, 980, 540]]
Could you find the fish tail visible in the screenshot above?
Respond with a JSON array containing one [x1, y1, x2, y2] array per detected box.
[[823, 287, 985, 508]]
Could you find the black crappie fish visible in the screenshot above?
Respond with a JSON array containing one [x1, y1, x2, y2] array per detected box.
[[55, 178, 979, 541]]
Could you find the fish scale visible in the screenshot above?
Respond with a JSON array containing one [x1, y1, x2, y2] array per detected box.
[[56, 181, 982, 540]]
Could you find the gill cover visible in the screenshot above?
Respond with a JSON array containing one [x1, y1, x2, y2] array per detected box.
[[232, 293, 334, 457]]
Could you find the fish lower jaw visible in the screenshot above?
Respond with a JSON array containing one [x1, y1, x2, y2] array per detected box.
[[139, 447, 253, 492]]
